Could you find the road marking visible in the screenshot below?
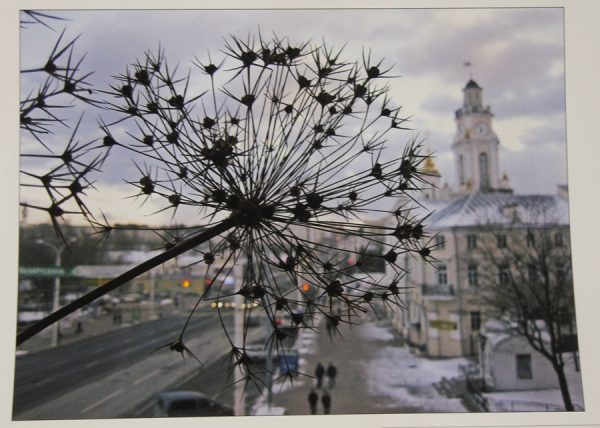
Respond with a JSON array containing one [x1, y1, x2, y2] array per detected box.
[[133, 368, 160, 386], [85, 360, 99, 368], [80, 388, 124, 414], [36, 375, 54, 385], [133, 399, 157, 417]]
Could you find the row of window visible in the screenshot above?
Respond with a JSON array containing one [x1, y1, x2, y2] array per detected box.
[[434, 231, 566, 250], [437, 264, 479, 286], [437, 262, 567, 287]]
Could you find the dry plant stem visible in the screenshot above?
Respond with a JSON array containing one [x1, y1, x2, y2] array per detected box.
[[16, 216, 238, 346]]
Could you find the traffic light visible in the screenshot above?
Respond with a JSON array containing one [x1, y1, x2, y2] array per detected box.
[[182, 279, 191, 288], [302, 283, 311, 293]]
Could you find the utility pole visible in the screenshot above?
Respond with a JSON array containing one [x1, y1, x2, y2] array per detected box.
[[34, 239, 65, 347], [233, 259, 246, 416]]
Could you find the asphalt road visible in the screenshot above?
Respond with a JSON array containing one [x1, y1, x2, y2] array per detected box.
[[12, 308, 257, 420], [128, 346, 265, 418]]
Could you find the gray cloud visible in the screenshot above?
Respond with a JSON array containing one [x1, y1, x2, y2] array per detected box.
[[20, 8, 569, 224]]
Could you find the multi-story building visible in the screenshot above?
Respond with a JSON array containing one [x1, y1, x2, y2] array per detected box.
[[390, 79, 571, 358]]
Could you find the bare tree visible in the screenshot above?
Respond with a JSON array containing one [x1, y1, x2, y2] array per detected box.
[[19, 12, 437, 388], [473, 205, 577, 411]]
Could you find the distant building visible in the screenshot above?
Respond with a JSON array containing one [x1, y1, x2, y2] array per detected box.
[[390, 78, 572, 358]]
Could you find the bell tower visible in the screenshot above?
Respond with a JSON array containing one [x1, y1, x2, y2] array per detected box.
[[452, 79, 505, 194]]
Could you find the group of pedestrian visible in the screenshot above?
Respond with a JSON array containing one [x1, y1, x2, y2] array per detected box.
[[315, 362, 337, 388], [307, 388, 331, 414], [308, 362, 337, 414]]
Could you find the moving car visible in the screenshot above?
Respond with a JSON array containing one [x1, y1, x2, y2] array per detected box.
[[155, 391, 233, 417]]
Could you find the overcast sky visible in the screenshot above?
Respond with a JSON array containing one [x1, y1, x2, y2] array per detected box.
[[20, 8, 567, 226]]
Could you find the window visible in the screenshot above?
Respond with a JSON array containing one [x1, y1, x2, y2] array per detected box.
[[459, 155, 465, 185], [435, 234, 446, 250], [526, 231, 535, 248], [479, 153, 489, 191], [437, 264, 448, 285], [467, 234, 477, 250], [497, 234, 507, 248], [516, 354, 533, 379], [499, 264, 510, 284], [468, 264, 479, 286], [555, 232, 564, 247], [470, 311, 481, 331]]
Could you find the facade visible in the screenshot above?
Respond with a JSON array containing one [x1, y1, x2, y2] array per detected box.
[[390, 79, 572, 358]]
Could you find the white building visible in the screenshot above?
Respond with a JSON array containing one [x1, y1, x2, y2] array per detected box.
[[480, 320, 580, 392], [391, 78, 572, 358]]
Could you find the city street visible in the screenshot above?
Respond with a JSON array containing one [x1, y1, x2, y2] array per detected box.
[[13, 300, 584, 420], [13, 301, 472, 420], [263, 310, 473, 415], [13, 305, 263, 419]]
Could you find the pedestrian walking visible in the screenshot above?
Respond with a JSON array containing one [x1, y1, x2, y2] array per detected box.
[[307, 389, 318, 415], [321, 389, 331, 414], [315, 362, 325, 388], [326, 363, 337, 388]]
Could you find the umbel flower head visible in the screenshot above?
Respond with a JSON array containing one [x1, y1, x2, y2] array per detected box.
[[18, 33, 436, 388], [19, 12, 109, 245]]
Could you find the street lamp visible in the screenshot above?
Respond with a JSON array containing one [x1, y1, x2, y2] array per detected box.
[[34, 239, 68, 347]]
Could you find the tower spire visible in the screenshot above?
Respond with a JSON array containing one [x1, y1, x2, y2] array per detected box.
[[463, 61, 473, 79]]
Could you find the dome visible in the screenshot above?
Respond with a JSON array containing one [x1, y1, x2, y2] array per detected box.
[[421, 155, 440, 175], [464, 79, 481, 89]]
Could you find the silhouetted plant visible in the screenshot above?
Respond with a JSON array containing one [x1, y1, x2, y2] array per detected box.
[[19, 27, 436, 390], [20, 11, 109, 245]]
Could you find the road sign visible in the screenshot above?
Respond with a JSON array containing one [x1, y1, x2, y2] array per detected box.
[[279, 350, 299, 376], [19, 266, 74, 278]]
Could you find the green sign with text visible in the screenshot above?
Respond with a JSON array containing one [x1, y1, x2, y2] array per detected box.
[[19, 266, 74, 278]]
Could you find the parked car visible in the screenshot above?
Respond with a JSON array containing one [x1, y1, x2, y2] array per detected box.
[[122, 293, 142, 303], [244, 343, 278, 365], [17, 303, 47, 325], [246, 311, 266, 327], [155, 391, 233, 417]]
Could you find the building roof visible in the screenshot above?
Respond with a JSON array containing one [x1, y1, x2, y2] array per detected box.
[[72, 264, 141, 279], [464, 79, 481, 89], [423, 192, 570, 229]]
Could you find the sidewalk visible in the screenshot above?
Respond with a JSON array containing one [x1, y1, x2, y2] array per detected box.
[[258, 309, 471, 415]]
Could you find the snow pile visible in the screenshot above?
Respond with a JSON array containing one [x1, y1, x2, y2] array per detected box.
[[361, 321, 470, 413]]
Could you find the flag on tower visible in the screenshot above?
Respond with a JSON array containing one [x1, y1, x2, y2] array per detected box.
[[463, 61, 473, 78]]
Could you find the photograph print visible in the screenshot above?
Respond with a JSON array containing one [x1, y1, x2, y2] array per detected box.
[[15, 7, 583, 420]]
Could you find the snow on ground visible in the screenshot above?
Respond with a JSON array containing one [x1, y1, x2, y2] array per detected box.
[[361, 321, 471, 413]]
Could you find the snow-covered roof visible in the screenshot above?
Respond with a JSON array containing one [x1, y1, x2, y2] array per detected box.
[[481, 319, 551, 349], [423, 192, 570, 229]]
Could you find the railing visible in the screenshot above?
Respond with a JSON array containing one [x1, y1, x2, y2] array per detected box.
[[489, 399, 583, 412], [459, 363, 489, 411], [421, 284, 455, 297]]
